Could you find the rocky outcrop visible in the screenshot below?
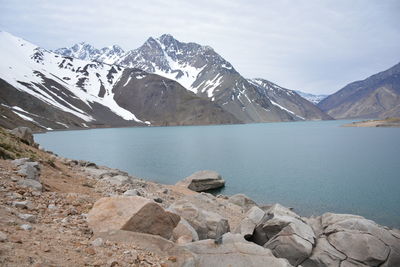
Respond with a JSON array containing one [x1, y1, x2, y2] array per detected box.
[[175, 170, 225, 192], [87, 196, 180, 239], [303, 213, 400, 267], [10, 127, 34, 145]]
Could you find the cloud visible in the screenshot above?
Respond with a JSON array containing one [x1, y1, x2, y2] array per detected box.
[[1, 0, 399, 94]]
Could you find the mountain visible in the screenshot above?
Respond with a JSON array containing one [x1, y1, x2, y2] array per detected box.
[[249, 79, 332, 120], [0, 31, 238, 131], [56, 34, 330, 122], [295, 91, 328, 104], [318, 63, 400, 119]]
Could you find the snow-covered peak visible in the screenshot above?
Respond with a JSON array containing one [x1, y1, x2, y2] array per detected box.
[[295, 91, 328, 104], [0, 31, 146, 124]]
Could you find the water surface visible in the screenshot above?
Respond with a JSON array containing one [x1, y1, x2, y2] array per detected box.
[[35, 120, 400, 227]]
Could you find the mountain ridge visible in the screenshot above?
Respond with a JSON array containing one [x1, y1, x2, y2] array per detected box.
[[54, 33, 330, 123], [318, 62, 400, 119]]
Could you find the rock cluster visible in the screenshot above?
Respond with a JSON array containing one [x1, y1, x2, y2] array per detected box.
[[11, 158, 42, 191]]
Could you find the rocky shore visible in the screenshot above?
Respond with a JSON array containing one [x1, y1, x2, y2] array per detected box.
[[0, 127, 399, 267], [343, 117, 400, 127]]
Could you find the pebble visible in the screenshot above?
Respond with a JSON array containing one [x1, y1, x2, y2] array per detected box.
[[13, 201, 28, 209], [153, 197, 163, 203], [123, 189, 141, 196], [48, 204, 57, 210], [18, 213, 37, 223], [0, 231, 7, 242], [91, 237, 104, 247], [20, 224, 32, 231]]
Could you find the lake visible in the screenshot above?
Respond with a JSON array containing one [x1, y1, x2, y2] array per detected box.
[[35, 120, 400, 228]]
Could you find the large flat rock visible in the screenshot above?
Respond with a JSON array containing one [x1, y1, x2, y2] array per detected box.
[[176, 170, 225, 192]]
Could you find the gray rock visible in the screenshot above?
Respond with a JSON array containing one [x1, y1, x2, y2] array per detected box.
[[235, 206, 267, 239], [327, 231, 389, 266], [169, 200, 230, 240], [228, 194, 257, 210], [18, 164, 39, 180], [102, 175, 132, 186], [18, 179, 42, 191], [18, 213, 37, 223], [91, 237, 104, 247], [265, 233, 313, 266], [20, 224, 32, 230], [13, 201, 29, 209], [11, 158, 30, 167], [181, 238, 293, 267], [11, 127, 34, 145], [176, 170, 225, 192], [0, 231, 7, 242], [234, 217, 256, 240], [320, 213, 400, 266], [172, 217, 199, 242], [123, 189, 141, 196], [301, 237, 346, 267], [48, 204, 57, 210]]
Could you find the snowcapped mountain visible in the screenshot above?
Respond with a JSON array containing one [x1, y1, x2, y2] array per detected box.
[[295, 91, 328, 104], [0, 31, 238, 131], [110, 34, 330, 122], [54, 43, 125, 64]]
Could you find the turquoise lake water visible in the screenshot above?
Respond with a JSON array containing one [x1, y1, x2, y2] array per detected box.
[[35, 120, 400, 227]]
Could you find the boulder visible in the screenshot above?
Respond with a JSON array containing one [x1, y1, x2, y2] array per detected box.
[[172, 217, 199, 242], [327, 231, 389, 266], [169, 200, 230, 240], [18, 179, 42, 191], [234, 206, 266, 240], [11, 158, 30, 167], [11, 127, 34, 145], [265, 234, 313, 266], [228, 194, 258, 210], [17, 162, 40, 180], [87, 196, 180, 239], [246, 204, 315, 266], [181, 234, 293, 267], [176, 170, 225, 192], [320, 213, 400, 266], [301, 237, 346, 267]]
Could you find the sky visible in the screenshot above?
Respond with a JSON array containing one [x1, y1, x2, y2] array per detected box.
[[1, 0, 399, 95]]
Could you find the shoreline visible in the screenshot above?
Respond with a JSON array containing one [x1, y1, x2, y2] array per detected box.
[[2, 126, 400, 266], [342, 117, 400, 127]]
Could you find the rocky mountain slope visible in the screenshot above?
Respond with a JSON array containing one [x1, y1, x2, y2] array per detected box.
[[56, 34, 331, 123], [0, 31, 238, 130], [249, 79, 332, 120], [318, 62, 400, 119], [1, 127, 399, 266]]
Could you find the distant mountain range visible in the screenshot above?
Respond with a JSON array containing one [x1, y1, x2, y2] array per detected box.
[[318, 62, 400, 119], [0, 31, 331, 131]]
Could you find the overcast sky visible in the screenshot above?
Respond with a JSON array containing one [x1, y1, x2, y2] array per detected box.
[[1, 0, 399, 94]]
